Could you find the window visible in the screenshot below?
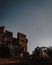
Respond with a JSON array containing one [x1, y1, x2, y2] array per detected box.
[[20, 53, 23, 57]]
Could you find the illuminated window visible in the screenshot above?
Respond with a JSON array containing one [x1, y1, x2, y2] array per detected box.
[[0, 42, 2, 44], [20, 53, 23, 57]]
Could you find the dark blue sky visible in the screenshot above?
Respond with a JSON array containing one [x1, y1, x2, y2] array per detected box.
[[0, 0, 52, 54]]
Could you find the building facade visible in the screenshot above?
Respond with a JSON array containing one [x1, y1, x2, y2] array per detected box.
[[0, 26, 28, 58]]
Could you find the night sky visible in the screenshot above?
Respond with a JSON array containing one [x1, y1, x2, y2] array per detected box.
[[0, 0, 52, 54]]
